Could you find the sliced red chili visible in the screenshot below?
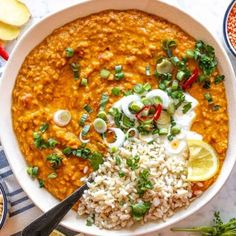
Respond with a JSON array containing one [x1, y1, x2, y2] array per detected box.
[[136, 105, 156, 122], [153, 104, 163, 121], [0, 46, 9, 61], [182, 67, 199, 90]]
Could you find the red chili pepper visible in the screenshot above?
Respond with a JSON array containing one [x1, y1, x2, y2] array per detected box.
[[153, 104, 162, 121], [136, 105, 156, 122], [0, 46, 9, 61], [182, 67, 199, 90]]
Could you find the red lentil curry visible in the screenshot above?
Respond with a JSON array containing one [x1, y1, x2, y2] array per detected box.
[[12, 10, 228, 202]]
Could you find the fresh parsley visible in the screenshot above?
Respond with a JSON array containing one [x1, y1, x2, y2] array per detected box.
[[137, 169, 153, 196]]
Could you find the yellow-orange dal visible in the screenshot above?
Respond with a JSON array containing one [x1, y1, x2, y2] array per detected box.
[[12, 10, 228, 201]]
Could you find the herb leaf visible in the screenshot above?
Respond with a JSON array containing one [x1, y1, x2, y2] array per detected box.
[[46, 154, 63, 169], [89, 152, 103, 171], [131, 202, 151, 221], [137, 169, 153, 196], [214, 75, 225, 84]]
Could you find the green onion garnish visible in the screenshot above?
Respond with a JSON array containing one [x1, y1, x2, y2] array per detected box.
[[38, 179, 45, 188], [70, 63, 80, 81], [162, 40, 177, 57], [39, 123, 49, 133], [115, 65, 122, 73], [214, 75, 225, 84], [143, 83, 152, 91], [99, 93, 109, 110], [212, 105, 221, 111], [100, 69, 110, 79], [171, 126, 181, 135], [47, 138, 58, 148], [204, 93, 213, 103], [48, 173, 57, 179], [82, 124, 90, 136], [119, 171, 125, 177], [170, 56, 179, 65], [182, 102, 192, 114], [81, 78, 88, 86], [159, 128, 168, 135], [79, 114, 88, 126], [83, 104, 93, 113], [145, 65, 151, 76], [26, 166, 38, 178], [111, 87, 121, 96], [65, 47, 74, 57], [176, 71, 185, 81], [115, 72, 125, 80], [171, 80, 179, 90], [185, 49, 194, 58], [97, 110, 107, 120], [133, 84, 144, 94]]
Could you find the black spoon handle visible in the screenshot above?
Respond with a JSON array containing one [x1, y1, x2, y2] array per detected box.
[[21, 183, 88, 236]]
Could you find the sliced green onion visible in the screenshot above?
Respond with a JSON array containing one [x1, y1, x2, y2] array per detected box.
[[27, 166, 38, 178], [111, 87, 121, 96], [141, 97, 152, 105], [151, 96, 162, 105], [167, 102, 175, 115], [122, 115, 135, 128], [168, 134, 174, 141], [48, 173, 57, 179], [39, 123, 49, 133], [171, 80, 179, 90], [159, 83, 166, 90], [129, 101, 144, 113], [115, 72, 125, 80], [124, 90, 133, 96], [212, 105, 221, 111], [204, 93, 213, 103], [214, 75, 225, 84], [170, 56, 179, 65], [99, 93, 109, 110], [65, 47, 74, 57], [171, 126, 181, 135], [70, 63, 80, 81], [185, 49, 195, 58], [48, 138, 58, 148], [79, 113, 88, 126], [100, 69, 110, 79], [63, 147, 72, 156], [159, 128, 168, 135], [145, 65, 151, 76], [38, 179, 45, 188], [115, 156, 121, 165], [143, 83, 152, 91], [97, 110, 107, 120], [115, 65, 122, 73], [93, 118, 107, 134], [82, 124, 90, 136], [182, 102, 192, 114], [176, 71, 185, 81], [81, 78, 88, 86], [198, 75, 207, 83], [83, 104, 93, 113], [133, 84, 144, 94]]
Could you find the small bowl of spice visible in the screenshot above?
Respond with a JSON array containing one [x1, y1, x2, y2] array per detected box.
[[223, 0, 236, 56], [0, 177, 9, 229]]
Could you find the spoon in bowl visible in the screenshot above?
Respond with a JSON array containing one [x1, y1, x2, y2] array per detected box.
[[21, 183, 88, 236]]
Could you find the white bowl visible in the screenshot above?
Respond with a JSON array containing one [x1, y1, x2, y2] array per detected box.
[[0, 0, 235, 235]]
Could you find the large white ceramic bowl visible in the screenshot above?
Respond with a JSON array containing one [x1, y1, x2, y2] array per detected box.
[[0, 0, 235, 235]]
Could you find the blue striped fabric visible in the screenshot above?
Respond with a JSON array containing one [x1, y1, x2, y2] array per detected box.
[[0, 150, 35, 218]]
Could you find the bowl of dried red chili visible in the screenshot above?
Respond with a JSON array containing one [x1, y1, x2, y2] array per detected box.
[[223, 0, 236, 56]]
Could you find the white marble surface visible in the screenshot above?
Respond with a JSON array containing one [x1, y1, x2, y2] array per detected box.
[[6, 0, 236, 235]]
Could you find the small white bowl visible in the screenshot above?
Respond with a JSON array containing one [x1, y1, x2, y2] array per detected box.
[[0, 178, 9, 229], [223, 0, 236, 56]]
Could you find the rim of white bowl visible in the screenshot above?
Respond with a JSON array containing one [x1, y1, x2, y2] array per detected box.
[[0, 0, 235, 235]]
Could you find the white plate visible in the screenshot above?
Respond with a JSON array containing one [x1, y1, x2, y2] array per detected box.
[[0, 0, 235, 235]]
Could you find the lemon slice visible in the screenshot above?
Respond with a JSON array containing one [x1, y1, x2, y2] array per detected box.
[[187, 140, 219, 181]]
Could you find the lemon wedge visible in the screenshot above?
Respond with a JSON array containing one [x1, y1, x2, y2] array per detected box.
[[187, 140, 219, 181]]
